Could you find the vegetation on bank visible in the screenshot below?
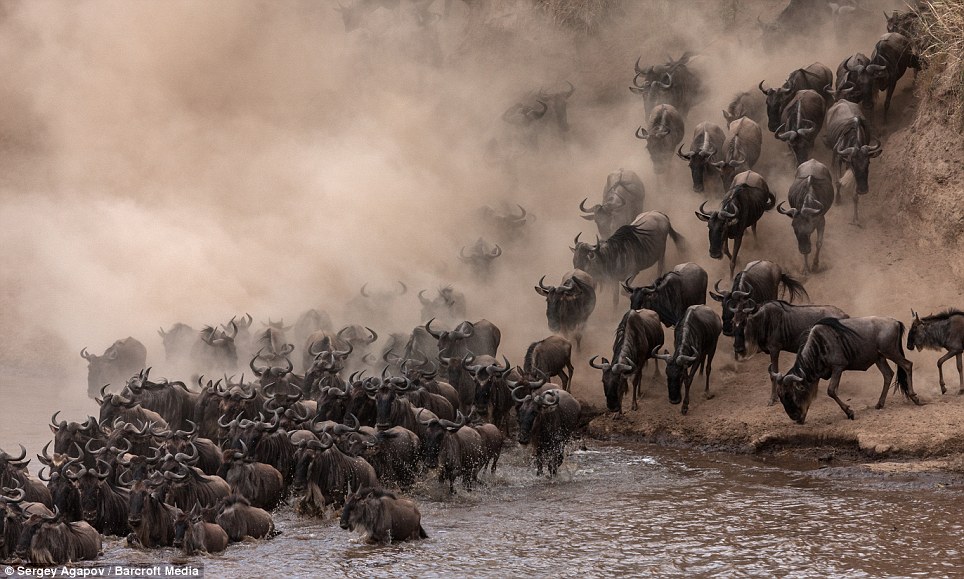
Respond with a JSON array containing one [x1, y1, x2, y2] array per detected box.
[[917, 0, 964, 124]]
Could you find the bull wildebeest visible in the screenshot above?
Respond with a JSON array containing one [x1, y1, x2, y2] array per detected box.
[[218, 443, 284, 510], [759, 62, 833, 132], [48, 413, 101, 462], [96, 386, 168, 431], [459, 238, 502, 279], [624, 262, 707, 328], [296, 433, 378, 509], [723, 89, 766, 125], [635, 104, 685, 174], [695, 170, 776, 276], [173, 504, 228, 554], [466, 356, 513, 434], [158, 421, 222, 476], [652, 305, 723, 415], [192, 323, 239, 373], [770, 317, 922, 423], [774, 89, 826, 166], [579, 169, 646, 239], [127, 477, 176, 547], [418, 286, 466, 325], [908, 309, 964, 395], [535, 269, 596, 350], [158, 323, 195, 366], [418, 411, 483, 493], [870, 32, 924, 120], [293, 309, 333, 361], [254, 320, 294, 363], [522, 336, 573, 392], [677, 122, 725, 193], [501, 98, 549, 150], [513, 388, 580, 478], [572, 211, 688, 306], [216, 494, 275, 541], [885, 9, 921, 45], [0, 445, 51, 507], [1, 486, 53, 560], [823, 99, 881, 225], [732, 300, 849, 405], [81, 337, 147, 397], [630, 52, 704, 116], [15, 509, 101, 565], [343, 426, 421, 488], [340, 487, 427, 543], [426, 318, 501, 359], [122, 369, 198, 430], [36, 460, 81, 523], [69, 460, 129, 536], [478, 203, 531, 244], [710, 259, 809, 336], [832, 53, 876, 109], [590, 308, 664, 413], [777, 159, 835, 274], [712, 117, 763, 190]]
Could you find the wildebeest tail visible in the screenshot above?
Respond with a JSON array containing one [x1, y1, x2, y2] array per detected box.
[[779, 273, 809, 303], [419, 525, 429, 539], [523, 341, 538, 373], [894, 321, 912, 398], [667, 223, 687, 256]]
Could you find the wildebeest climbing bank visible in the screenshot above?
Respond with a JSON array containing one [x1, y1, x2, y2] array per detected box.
[[1, 0, 963, 576]]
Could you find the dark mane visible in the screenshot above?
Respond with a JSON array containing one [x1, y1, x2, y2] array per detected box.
[[523, 341, 538, 373], [922, 309, 964, 322], [612, 310, 631, 356]]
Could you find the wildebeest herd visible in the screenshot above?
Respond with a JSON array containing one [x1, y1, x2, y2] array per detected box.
[[3, 3, 962, 568]]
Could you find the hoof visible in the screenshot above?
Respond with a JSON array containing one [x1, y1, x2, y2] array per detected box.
[[704, 392, 715, 400], [911, 395, 923, 406], [940, 385, 947, 395], [767, 399, 777, 407], [849, 221, 863, 228], [846, 410, 855, 420], [681, 407, 688, 415]]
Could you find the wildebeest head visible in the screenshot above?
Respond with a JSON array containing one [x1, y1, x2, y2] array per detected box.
[[536, 81, 574, 133], [49, 413, 99, 457], [677, 144, 717, 193], [15, 508, 61, 558], [512, 389, 561, 445], [579, 196, 625, 236], [835, 137, 881, 194], [729, 299, 760, 358], [368, 372, 410, 429], [907, 310, 925, 351], [478, 204, 531, 243], [885, 9, 919, 37], [777, 199, 823, 256], [653, 347, 695, 405], [459, 238, 502, 279], [418, 286, 467, 324], [630, 53, 692, 112], [570, 233, 605, 279], [758, 81, 793, 132], [769, 364, 818, 424], [172, 504, 204, 550], [709, 279, 750, 336], [37, 459, 81, 521], [695, 200, 739, 260], [127, 477, 164, 528], [67, 460, 112, 523], [80, 338, 147, 396], [158, 323, 196, 363], [467, 356, 511, 408], [589, 356, 635, 413], [417, 411, 465, 468], [424, 319, 474, 358]]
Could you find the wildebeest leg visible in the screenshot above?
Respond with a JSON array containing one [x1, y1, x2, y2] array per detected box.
[[703, 351, 715, 399], [802, 252, 810, 276], [850, 193, 861, 227], [826, 368, 855, 419], [631, 371, 642, 410], [768, 352, 780, 406], [874, 358, 895, 409], [729, 235, 743, 278], [957, 353, 964, 394], [813, 220, 825, 272], [564, 359, 574, 391], [890, 353, 920, 404], [652, 357, 660, 377], [883, 82, 896, 122], [935, 350, 959, 395]]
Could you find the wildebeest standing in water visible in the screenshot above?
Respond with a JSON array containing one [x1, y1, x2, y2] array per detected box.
[[695, 170, 775, 277], [770, 317, 921, 423], [652, 305, 723, 415], [677, 122, 725, 194], [590, 308, 664, 413], [823, 100, 881, 225], [777, 159, 835, 274], [459, 238, 502, 280], [712, 117, 762, 190], [907, 309, 964, 395], [630, 52, 704, 116], [15, 509, 102, 565], [534, 269, 596, 350], [513, 388, 581, 478], [624, 262, 708, 327], [732, 300, 848, 405], [572, 211, 687, 308], [81, 337, 147, 398], [774, 89, 826, 166], [340, 487, 427, 543], [635, 104, 685, 175], [759, 62, 833, 132], [522, 335, 574, 392], [579, 169, 646, 238]]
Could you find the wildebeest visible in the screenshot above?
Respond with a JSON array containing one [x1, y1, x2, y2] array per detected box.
[[0, 445, 52, 507], [759, 62, 833, 132], [465, 356, 513, 434], [522, 335, 573, 392], [513, 388, 580, 477], [771, 317, 922, 423], [69, 460, 129, 536], [218, 444, 284, 510], [293, 309, 333, 360], [501, 99, 549, 150], [192, 324, 239, 373], [723, 89, 766, 125], [81, 337, 146, 397], [832, 53, 876, 109], [418, 411, 483, 493], [123, 369, 198, 430], [777, 159, 835, 274], [709, 259, 809, 336], [296, 433, 378, 508], [732, 300, 848, 405], [173, 504, 228, 554], [347, 281, 407, 325], [823, 99, 881, 225], [426, 318, 501, 358], [695, 170, 775, 276], [418, 286, 466, 325], [623, 262, 707, 328], [459, 238, 502, 279], [478, 203, 531, 244], [579, 169, 646, 238], [869, 32, 924, 120], [885, 9, 921, 45], [712, 117, 763, 189], [677, 122, 725, 193], [216, 494, 275, 541], [535, 269, 596, 350], [340, 487, 427, 543], [652, 305, 723, 415], [503, 82, 574, 144], [635, 104, 685, 174], [343, 426, 421, 488], [15, 509, 101, 565], [907, 309, 964, 395], [127, 477, 176, 547], [572, 211, 687, 306], [590, 308, 664, 413], [630, 52, 704, 116], [774, 89, 826, 166], [158, 323, 195, 365]]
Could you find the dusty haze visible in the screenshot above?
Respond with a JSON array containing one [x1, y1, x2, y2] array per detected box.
[[1, 0, 958, 407]]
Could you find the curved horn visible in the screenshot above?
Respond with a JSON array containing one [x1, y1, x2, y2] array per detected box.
[[424, 318, 442, 340], [635, 126, 649, 140], [777, 201, 797, 217]]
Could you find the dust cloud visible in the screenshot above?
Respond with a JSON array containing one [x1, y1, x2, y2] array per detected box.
[[0, 0, 951, 407]]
